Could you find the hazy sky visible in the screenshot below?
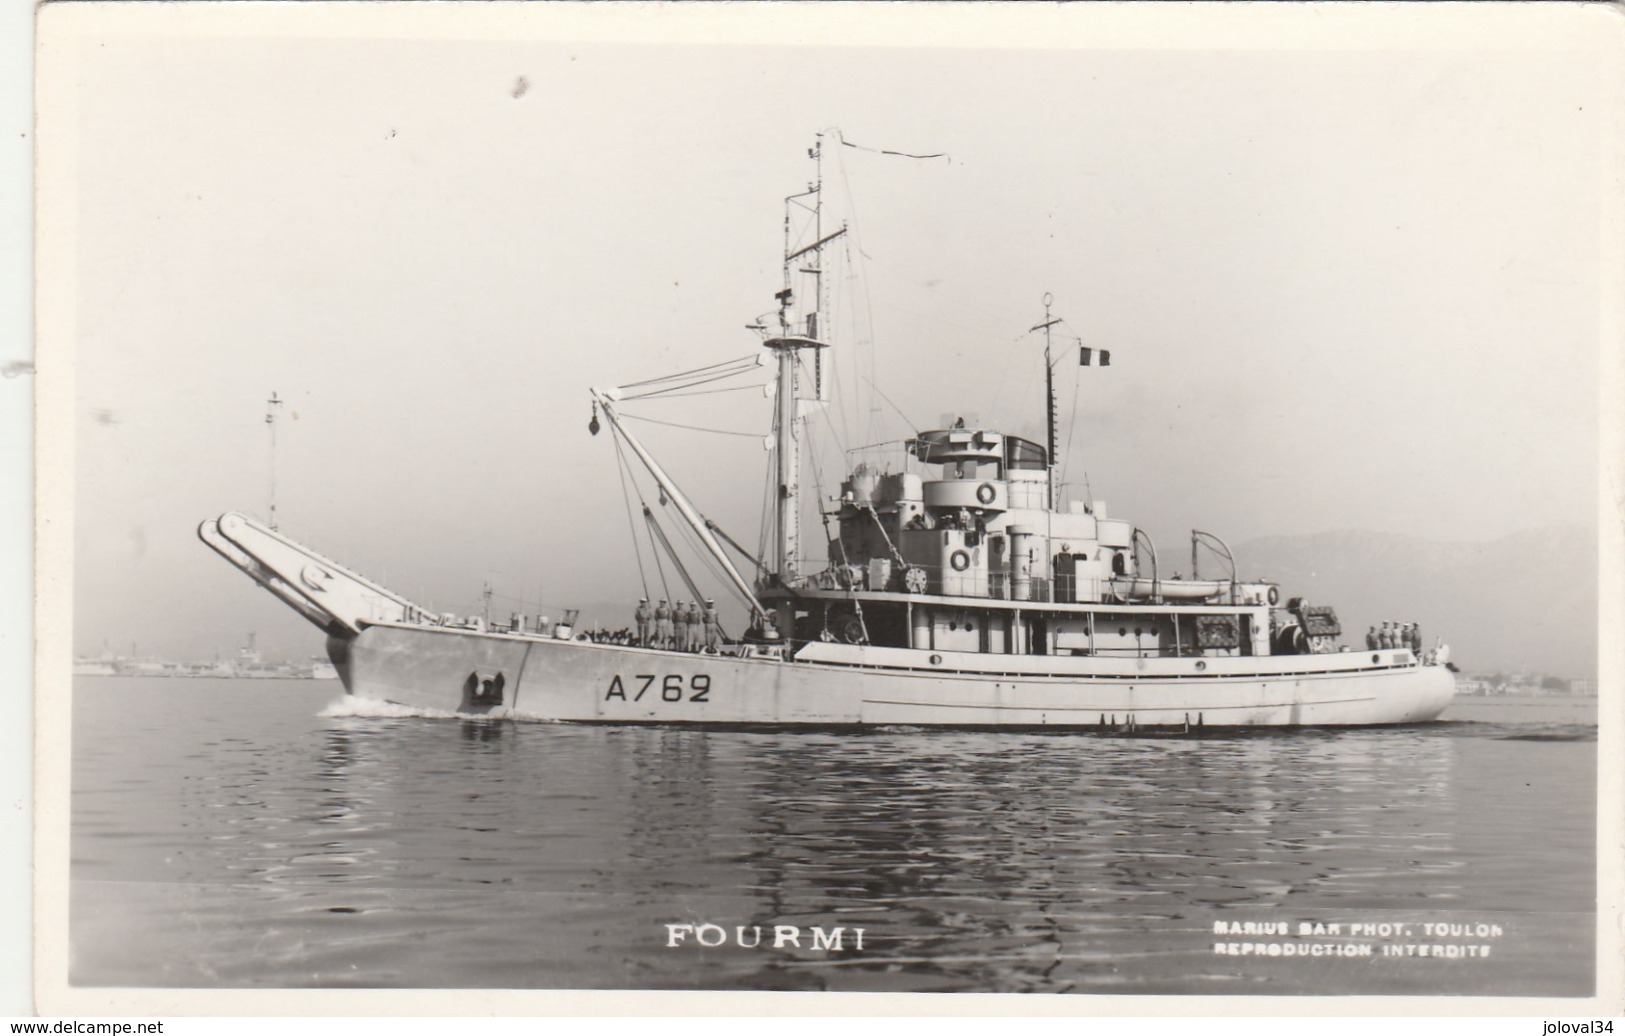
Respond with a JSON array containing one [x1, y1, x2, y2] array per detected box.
[[40, 4, 1615, 660]]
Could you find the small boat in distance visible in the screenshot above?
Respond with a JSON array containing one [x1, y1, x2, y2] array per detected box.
[[201, 139, 1454, 728]]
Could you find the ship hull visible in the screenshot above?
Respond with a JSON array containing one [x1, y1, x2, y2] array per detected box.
[[329, 621, 1456, 728]]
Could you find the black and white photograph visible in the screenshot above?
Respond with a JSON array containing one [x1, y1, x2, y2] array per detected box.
[[30, 1, 1623, 1016]]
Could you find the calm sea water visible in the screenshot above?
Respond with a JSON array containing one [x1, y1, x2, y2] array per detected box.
[[70, 677, 1596, 996]]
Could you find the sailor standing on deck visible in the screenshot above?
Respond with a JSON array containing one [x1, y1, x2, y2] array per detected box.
[[685, 601, 703, 652], [655, 599, 673, 650], [634, 598, 651, 647], [1366, 626, 1379, 651], [702, 599, 720, 653], [1378, 622, 1393, 649], [673, 602, 690, 653]]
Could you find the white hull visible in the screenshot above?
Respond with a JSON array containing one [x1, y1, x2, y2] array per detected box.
[[330, 621, 1455, 728]]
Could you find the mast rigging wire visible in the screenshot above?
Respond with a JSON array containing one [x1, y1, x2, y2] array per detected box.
[[859, 376, 919, 436], [616, 354, 760, 391], [609, 430, 652, 601], [832, 129, 950, 164], [619, 413, 764, 438], [620, 365, 761, 400], [643, 505, 706, 609], [625, 382, 768, 400], [609, 422, 670, 604]]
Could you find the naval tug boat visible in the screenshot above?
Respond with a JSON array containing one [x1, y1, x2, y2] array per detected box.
[[201, 141, 1454, 728]]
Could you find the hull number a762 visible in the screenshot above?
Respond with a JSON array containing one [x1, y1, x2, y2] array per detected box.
[[605, 674, 711, 703]]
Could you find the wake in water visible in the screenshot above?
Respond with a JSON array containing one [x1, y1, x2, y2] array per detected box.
[[317, 695, 565, 724], [318, 695, 462, 721]]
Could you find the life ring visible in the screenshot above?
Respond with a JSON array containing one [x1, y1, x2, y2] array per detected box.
[[975, 482, 997, 506], [949, 549, 971, 572], [1266, 586, 1281, 607]]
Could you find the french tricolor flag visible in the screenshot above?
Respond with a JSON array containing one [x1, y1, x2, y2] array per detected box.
[[1080, 347, 1111, 366]]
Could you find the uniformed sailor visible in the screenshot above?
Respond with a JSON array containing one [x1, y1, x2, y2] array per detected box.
[[1407, 622, 1421, 654], [685, 601, 703, 651], [1378, 621, 1393, 649], [702, 599, 720, 653], [673, 602, 689, 652], [1366, 626, 1379, 651], [655, 599, 673, 649], [634, 598, 651, 647]]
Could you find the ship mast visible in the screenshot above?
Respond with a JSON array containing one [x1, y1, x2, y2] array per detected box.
[[1031, 294, 1062, 512], [766, 134, 843, 585]]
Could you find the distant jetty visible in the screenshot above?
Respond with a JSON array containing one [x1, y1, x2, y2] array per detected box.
[[1440, 693, 1598, 727], [73, 633, 337, 680]]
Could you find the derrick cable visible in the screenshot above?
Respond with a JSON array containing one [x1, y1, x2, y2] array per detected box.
[[619, 412, 764, 439], [1050, 318, 1089, 496], [647, 517, 673, 605], [804, 414, 831, 576], [825, 272, 856, 462], [859, 376, 919, 437], [983, 331, 1024, 432], [803, 353, 854, 527], [643, 506, 706, 612], [845, 437, 911, 455], [846, 233, 880, 452], [757, 446, 774, 579], [611, 400, 750, 621], [620, 365, 761, 401], [663, 508, 746, 624], [864, 503, 909, 574], [616, 354, 761, 391], [833, 157, 880, 454], [1061, 341, 1084, 495], [670, 515, 745, 593], [608, 428, 652, 600], [802, 350, 850, 459], [625, 382, 768, 400], [609, 421, 670, 603]]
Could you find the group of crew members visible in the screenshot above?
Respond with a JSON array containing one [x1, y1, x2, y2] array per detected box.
[[1367, 621, 1422, 652], [633, 597, 722, 652]]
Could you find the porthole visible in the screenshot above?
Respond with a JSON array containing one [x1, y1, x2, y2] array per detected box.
[[1118, 627, 1127, 636], [929, 653, 943, 665], [1371, 653, 1381, 663], [1195, 660, 1207, 671]]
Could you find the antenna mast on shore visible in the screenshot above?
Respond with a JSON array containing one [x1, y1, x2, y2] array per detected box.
[[265, 391, 283, 530]]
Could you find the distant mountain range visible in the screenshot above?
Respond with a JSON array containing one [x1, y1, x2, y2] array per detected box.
[[1233, 526, 1597, 678]]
